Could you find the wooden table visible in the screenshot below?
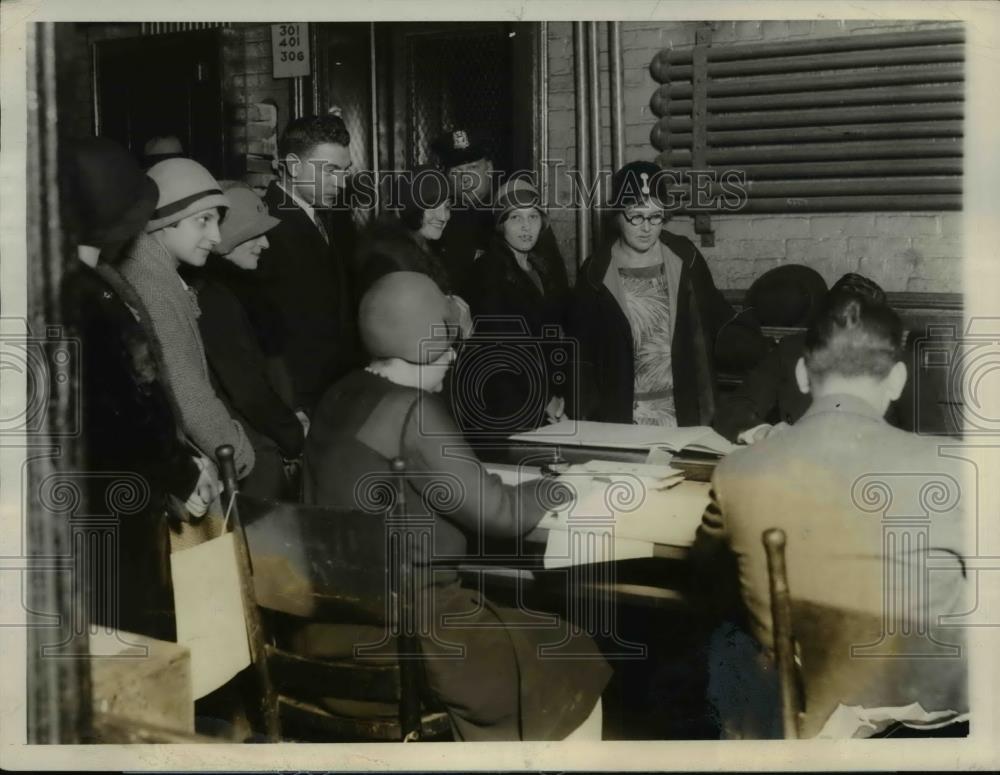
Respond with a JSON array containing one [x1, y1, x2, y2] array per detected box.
[[464, 438, 720, 608], [473, 440, 718, 482]]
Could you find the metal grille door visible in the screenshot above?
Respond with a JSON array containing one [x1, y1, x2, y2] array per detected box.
[[405, 26, 513, 170]]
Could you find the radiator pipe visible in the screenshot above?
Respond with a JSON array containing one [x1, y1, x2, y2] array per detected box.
[[609, 22, 625, 174], [573, 22, 590, 266], [586, 21, 603, 246]]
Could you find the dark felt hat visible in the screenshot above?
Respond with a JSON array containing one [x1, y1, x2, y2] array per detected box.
[[397, 165, 450, 229], [399, 166, 450, 211], [431, 128, 489, 169], [745, 264, 830, 328], [609, 160, 664, 210], [68, 136, 159, 248]]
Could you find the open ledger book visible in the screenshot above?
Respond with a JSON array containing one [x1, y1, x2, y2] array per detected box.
[[509, 420, 737, 457]]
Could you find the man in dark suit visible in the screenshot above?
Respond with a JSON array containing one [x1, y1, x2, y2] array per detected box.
[[257, 114, 361, 415], [693, 289, 969, 738]]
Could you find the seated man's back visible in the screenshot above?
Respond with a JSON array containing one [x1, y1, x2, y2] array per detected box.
[[713, 395, 966, 648], [697, 288, 969, 738]]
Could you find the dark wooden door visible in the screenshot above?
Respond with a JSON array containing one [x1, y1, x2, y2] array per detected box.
[[94, 29, 226, 176]]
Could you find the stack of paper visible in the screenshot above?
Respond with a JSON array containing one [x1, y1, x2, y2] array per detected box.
[[510, 421, 737, 456]]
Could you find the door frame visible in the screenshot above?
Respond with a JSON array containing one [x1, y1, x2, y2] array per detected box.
[[91, 28, 228, 176]]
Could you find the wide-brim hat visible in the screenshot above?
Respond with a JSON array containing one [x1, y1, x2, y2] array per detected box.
[[745, 264, 830, 328], [145, 158, 230, 232], [68, 136, 160, 247], [431, 128, 489, 169], [359, 271, 460, 364], [213, 183, 280, 254]]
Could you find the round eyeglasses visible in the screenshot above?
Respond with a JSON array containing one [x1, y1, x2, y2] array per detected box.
[[623, 212, 665, 227]]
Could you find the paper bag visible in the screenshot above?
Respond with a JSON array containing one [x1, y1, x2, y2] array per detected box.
[[170, 531, 252, 699]]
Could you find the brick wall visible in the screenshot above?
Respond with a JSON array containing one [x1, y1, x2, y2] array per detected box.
[[545, 19, 965, 293], [223, 24, 292, 186]]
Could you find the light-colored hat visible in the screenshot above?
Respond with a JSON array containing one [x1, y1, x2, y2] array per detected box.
[[213, 185, 280, 254], [145, 158, 230, 232], [494, 178, 542, 223], [359, 271, 460, 364]]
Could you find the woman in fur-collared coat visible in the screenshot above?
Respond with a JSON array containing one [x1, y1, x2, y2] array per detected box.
[[566, 161, 766, 427], [62, 137, 218, 640]]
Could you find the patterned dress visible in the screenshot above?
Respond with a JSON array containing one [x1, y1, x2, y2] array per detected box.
[[618, 261, 677, 427]]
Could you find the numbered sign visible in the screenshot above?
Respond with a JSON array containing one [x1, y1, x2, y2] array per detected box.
[[271, 23, 310, 79]]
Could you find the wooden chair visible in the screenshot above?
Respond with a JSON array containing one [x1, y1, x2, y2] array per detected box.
[[216, 445, 452, 742], [762, 528, 968, 739], [761, 528, 803, 738]]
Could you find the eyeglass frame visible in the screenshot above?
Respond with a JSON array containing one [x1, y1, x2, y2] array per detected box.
[[621, 210, 666, 227]]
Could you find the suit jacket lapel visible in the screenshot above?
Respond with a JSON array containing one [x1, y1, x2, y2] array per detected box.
[[266, 182, 331, 256]]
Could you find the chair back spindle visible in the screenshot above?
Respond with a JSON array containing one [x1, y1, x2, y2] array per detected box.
[[763, 527, 801, 739], [389, 456, 424, 741], [216, 445, 281, 741]]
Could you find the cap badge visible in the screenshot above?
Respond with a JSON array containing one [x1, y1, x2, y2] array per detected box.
[[453, 130, 469, 150]]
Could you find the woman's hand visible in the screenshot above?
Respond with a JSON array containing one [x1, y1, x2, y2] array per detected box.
[[185, 456, 221, 519], [738, 421, 790, 445], [545, 395, 566, 424]]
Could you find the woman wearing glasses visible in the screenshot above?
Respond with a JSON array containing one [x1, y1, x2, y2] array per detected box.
[[566, 161, 763, 427]]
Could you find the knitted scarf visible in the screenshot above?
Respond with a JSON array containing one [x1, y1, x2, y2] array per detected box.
[[117, 234, 255, 477]]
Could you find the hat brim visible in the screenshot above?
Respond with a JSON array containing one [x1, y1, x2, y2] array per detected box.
[[215, 212, 282, 255], [145, 191, 230, 233], [439, 145, 489, 169]]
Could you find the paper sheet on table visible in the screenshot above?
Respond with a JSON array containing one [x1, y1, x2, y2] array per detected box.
[[510, 420, 736, 454], [170, 531, 251, 700], [538, 476, 710, 550]]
